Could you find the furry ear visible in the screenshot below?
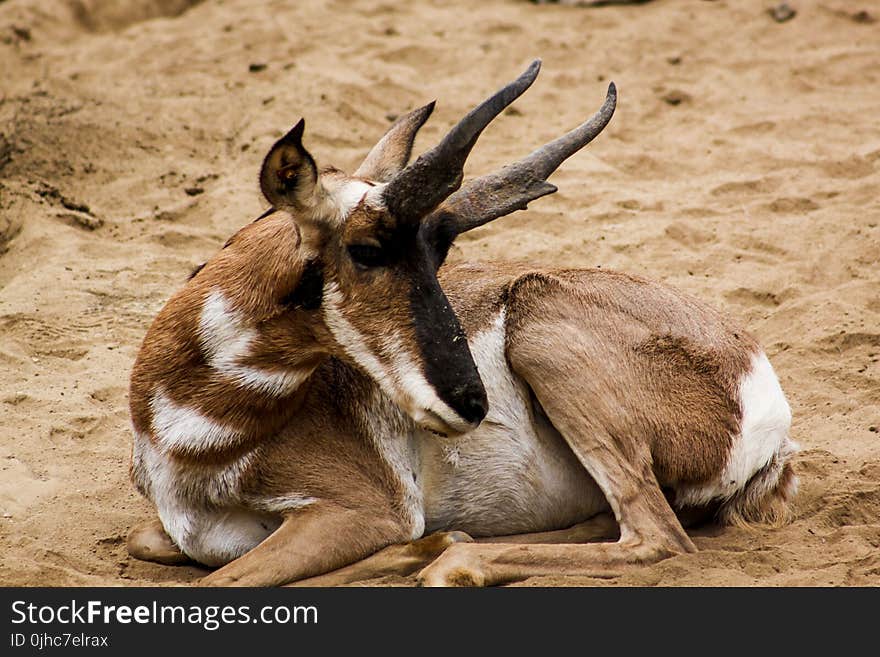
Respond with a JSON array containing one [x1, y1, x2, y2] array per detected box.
[[259, 119, 320, 209]]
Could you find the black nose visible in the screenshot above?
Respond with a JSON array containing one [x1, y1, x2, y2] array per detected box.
[[453, 388, 488, 426]]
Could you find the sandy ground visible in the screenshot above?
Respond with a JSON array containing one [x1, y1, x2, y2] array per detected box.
[[0, 0, 878, 587]]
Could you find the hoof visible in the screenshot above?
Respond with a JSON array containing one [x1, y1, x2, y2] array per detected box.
[[417, 544, 488, 587], [127, 519, 190, 566], [406, 530, 474, 561], [444, 530, 475, 545], [199, 572, 238, 587]]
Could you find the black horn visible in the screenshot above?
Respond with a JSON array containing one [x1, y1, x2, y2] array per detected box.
[[425, 81, 617, 238], [382, 60, 542, 223]]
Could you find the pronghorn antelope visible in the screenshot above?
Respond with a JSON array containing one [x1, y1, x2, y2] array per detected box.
[[127, 60, 797, 587]]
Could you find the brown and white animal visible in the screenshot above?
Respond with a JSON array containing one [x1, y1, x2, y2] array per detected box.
[[127, 61, 797, 587]]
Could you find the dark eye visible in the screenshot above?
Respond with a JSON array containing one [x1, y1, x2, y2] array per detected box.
[[347, 244, 386, 269]]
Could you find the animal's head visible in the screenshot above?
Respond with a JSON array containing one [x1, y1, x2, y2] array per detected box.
[[213, 61, 616, 436]]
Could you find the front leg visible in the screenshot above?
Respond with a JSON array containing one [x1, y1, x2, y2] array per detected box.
[[287, 531, 473, 587], [418, 538, 685, 587], [291, 514, 617, 586], [201, 500, 410, 587]]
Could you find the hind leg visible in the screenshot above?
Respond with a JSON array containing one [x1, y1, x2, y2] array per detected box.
[[510, 319, 697, 553], [418, 425, 695, 587], [127, 519, 190, 566], [418, 430, 696, 587], [419, 318, 697, 586]]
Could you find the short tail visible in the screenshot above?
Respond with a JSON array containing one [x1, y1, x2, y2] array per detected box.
[[717, 437, 799, 528]]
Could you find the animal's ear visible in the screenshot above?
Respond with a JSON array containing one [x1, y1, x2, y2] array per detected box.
[[259, 119, 320, 210], [354, 102, 435, 183]]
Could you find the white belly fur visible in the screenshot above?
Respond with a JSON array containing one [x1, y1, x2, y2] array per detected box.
[[417, 309, 608, 537]]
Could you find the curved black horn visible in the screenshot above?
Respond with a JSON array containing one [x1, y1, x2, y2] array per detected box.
[[425, 81, 617, 236], [382, 59, 542, 223]]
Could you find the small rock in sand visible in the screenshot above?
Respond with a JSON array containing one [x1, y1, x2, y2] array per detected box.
[[769, 3, 796, 23], [850, 10, 875, 24], [662, 90, 692, 106]]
